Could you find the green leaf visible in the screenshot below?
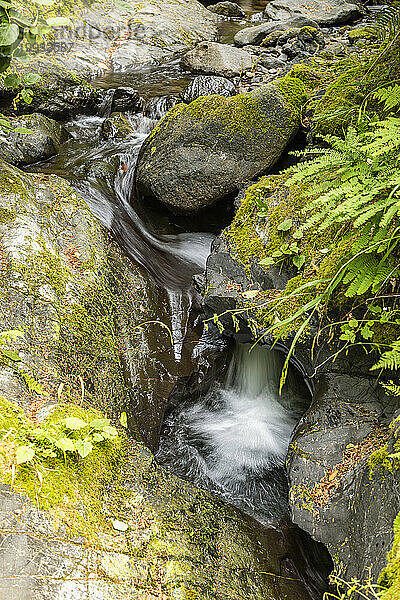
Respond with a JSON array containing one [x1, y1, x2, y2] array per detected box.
[[46, 17, 70, 26], [32, 0, 54, 5], [13, 47, 29, 62], [272, 250, 283, 258], [259, 257, 275, 267], [22, 73, 40, 86], [349, 319, 359, 328], [277, 219, 293, 232], [0, 118, 10, 128], [75, 440, 93, 458], [3, 72, 20, 88], [120, 412, 128, 428], [89, 418, 110, 430], [20, 88, 33, 104], [1, 349, 21, 362], [293, 230, 303, 239], [9, 9, 33, 27], [55, 437, 75, 452], [16, 445, 35, 464], [92, 433, 104, 442], [102, 425, 118, 438], [293, 254, 306, 269], [64, 417, 88, 430], [0, 22, 19, 46], [13, 126, 35, 134]]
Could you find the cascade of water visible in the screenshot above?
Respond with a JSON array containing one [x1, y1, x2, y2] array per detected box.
[[157, 343, 306, 523]]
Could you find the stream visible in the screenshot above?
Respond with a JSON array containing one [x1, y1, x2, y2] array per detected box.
[[29, 3, 333, 596]]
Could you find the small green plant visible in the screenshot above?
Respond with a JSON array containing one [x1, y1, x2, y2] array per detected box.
[[0, 0, 69, 104], [15, 413, 118, 467], [323, 570, 382, 600]]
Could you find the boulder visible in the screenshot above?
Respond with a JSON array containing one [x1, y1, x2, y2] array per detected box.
[[0, 113, 70, 166], [109, 87, 143, 113], [181, 41, 254, 77], [208, 1, 246, 18], [135, 81, 305, 214], [234, 15, 320, 46], [264, 0, 362, 27], [288, 373, 399, 582], [180, 75, 236, 103], [102, 112, 135, 139]]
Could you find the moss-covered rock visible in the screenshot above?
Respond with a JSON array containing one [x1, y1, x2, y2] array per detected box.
[[0, 113, 71, 166], [135, 79, 306, 214], [102, 112, 135, 139]]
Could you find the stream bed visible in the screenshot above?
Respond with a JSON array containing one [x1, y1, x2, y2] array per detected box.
[[28, 5, 334, 595]]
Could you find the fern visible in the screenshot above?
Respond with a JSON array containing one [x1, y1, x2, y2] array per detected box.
[[366, 2, 400, 42], [372, 342, 400, 371], [373, 84, 400, 113]]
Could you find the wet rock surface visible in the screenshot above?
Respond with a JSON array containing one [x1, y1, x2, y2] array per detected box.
[[234, 16, 320, 47], [135, 84, 302, 214], [0, 113, 70, 166], [181, 41, 255, 77], [180, 75, 236, 102], [264, 0, 362, 27], [208, 1, 246, 18]]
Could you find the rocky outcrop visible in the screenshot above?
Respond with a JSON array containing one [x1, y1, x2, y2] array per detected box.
[[288, 374, 400, 583], [25, 0, 218, 75], [0, 113, 70, 166], [264, 0, 362, 27], [181, 41, 254, 77], [208, 1, 246, 18], [0, 161, 324, 600], [180, 75, 236, 102], [135, 81, 305, 214], [200, 173, 400, 584], [234, 16, 319, 47]]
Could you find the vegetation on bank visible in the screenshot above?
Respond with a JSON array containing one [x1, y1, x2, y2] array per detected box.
[[211, 6, 400, 599]]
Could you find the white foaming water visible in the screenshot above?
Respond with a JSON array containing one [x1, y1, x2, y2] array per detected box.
[[157, 343, 304, 522]]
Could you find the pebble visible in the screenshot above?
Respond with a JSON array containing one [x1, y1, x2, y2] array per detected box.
[[112, 519, 129, 532]]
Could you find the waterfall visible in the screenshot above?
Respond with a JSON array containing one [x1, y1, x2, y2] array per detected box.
[[157, 343, 306, 523]]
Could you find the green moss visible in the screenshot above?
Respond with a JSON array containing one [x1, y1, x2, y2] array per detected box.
[[287, 63, 321, 92], [0, 207, 16, 223], [274, 75, 308, 121], [348, 28, 376, 43], [0, 396, 122, 543], [380, 512, 400, 599]]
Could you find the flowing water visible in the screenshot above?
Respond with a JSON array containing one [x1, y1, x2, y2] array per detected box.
[[29, 7, 333, 592], [157, 343, 309, 523]]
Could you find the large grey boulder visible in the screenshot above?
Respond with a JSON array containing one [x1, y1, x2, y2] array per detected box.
[[135, 82, 305, 214], [208, 1, 246, 18], [264, 0, 362, 27], [0, 113, 70, 166], [180, 75, 236, 103], [234, 15, 320, 46], [181, 41, 254, 77]]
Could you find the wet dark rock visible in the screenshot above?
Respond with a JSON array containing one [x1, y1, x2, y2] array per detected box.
[[30, 84, 107, 120], [288, 373, 400, 582], [280, 27, 326, 59], [234, 16, 320, 46], [135, 84, 302, 214], [207, 1, 246, 18], [0, 113, 70, 166], [264, 0, 362, 27], [181, 41, 254, 77], [180, 75, 236, 103], [109, 87, 143, 113]]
